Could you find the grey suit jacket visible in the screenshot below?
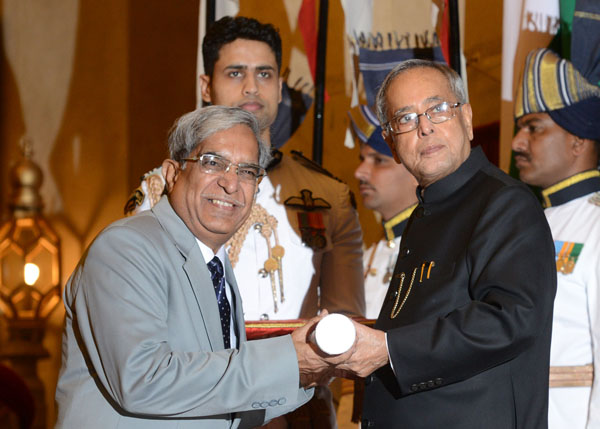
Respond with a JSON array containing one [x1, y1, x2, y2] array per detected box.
[[55, 197, 312, 428]]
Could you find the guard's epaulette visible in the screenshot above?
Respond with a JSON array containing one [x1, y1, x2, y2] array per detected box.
[[290, 150, 357, 209], [266, 148, 283, 171], [291, 150, 341, 182]]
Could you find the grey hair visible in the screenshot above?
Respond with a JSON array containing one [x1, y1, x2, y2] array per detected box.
[[168, 105, 272, 168], [375, 59, 468, 125]]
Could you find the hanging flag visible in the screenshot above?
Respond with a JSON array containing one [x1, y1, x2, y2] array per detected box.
[[298, 0, 317, 85], [196, 0, 239, 108], [341, 0, 452, 148], [297, 0, 329, 103], [499, 0, 559, 172], [270, 0, 317, 148], [434, 0, 452, 66]]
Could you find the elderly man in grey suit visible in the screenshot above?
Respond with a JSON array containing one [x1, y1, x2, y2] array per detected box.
[[55, 106, 333, 428]]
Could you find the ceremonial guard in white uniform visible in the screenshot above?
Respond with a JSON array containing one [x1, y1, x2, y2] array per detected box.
[[331, 104, 419, 427], [542, 173, 600, 428], [512, 7, 600, 425], [362, 207, 413, 318], [349, 104, 418, 318]]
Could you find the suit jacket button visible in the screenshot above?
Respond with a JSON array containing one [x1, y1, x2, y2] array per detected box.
[[362, 419, 374, 427], [435, 377, 443, 386], [410, 383, 419, 392], [278, 397, 287, 405], [365, 375, 373, 385], [400, 247, 410, 258], [415, 207, 424, 218]]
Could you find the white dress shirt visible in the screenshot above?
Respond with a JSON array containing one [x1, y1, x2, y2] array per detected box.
[[196, 239, 237, 348]]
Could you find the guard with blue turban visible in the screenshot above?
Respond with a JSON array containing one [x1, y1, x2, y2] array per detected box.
[[348, 104, 418, 319], [512, 1, 600, 427]]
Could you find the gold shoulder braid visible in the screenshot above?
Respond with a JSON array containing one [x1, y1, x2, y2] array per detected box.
[[363, 237, 397, 284], [364, 244, 379, 280], [146, 174, 166, 208], [226, 203, 285, 313]]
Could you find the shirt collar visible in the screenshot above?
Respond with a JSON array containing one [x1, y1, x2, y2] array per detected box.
[[383, 204, 417, 244], [195, 238, 226, 268], [541, 169, 600, 207], [417, 146, 487, 204]]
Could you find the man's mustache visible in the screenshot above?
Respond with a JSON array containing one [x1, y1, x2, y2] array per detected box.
[[513, 151, 531, 162], [202, 193, 245, 207], [238, 97, 264, 107], [358, 179, 374, 190]]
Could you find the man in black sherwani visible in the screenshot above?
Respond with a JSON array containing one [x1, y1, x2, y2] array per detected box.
[[329, 59, 556, 428]]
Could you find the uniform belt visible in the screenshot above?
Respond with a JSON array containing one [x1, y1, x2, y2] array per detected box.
[[549, 364, 594, 387]]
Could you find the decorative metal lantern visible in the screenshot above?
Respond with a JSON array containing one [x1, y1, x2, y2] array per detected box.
[[0, 138, 61, 429]]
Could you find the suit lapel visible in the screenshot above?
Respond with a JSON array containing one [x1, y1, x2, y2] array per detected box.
[[152, 196, 226, 350], [225, 257, 246, 343], [182, 250, 225, 350]]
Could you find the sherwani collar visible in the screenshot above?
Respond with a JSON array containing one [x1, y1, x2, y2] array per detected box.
[[417, 146, 487, 205]]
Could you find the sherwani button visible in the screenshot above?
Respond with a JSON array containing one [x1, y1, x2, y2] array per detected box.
[[260, 401, 269, 408], [415, 207, 425, 218], [278, 397, 287, 405], [410, 383, 419, 392], [365, 375, 373, 385], [252, 402, 260, 408], [434, 377, 443, 385], [427, 380, 435, 388], [269, 399, 278, 406]]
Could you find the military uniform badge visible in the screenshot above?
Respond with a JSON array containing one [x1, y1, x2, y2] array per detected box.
[[589, 192, 600, 206], [284, 189, 330, 250]]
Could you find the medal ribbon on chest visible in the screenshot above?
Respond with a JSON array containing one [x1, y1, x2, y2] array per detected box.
[[554, 240, 584, 274]]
